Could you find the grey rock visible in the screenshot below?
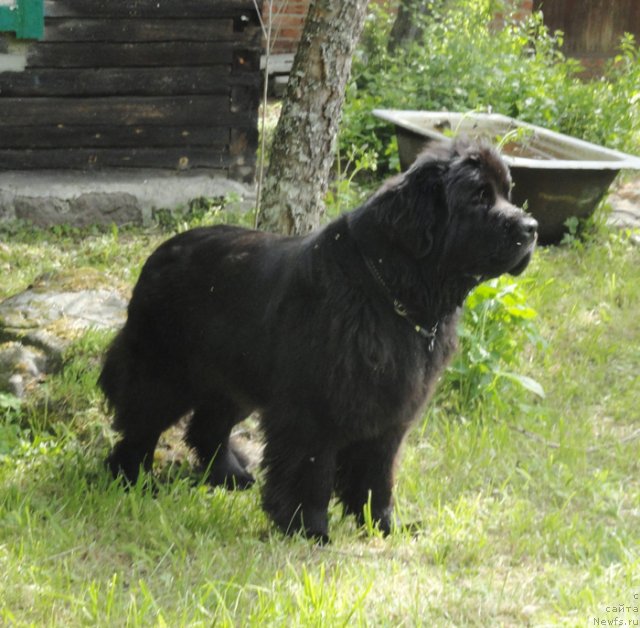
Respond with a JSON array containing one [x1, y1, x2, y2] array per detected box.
[[0, 288, 127, 332], [8, 374, 25, 398], [0, 342, 48, 396], [0, 272, 128, 396], [608, 177, 640, 230]]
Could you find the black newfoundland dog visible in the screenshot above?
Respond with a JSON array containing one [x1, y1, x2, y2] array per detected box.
[[100, 140, 537, 542]]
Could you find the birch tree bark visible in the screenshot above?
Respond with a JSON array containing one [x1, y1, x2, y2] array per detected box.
[[257, 0, 370, 235]]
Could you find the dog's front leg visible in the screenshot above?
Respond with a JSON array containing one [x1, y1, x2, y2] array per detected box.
[[334, 426, 407, 535], [261, 427, 337, 543]]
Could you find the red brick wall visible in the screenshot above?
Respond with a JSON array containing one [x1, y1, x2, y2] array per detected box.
[[493, 0, 533, 29], [512, 0, 534, 22], [263, 0, 308, 54]]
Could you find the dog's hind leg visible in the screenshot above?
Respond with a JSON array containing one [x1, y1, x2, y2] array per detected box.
[[184, 395, 255, 490], [106, 374, 192, 485], [101, 329, 192, 484]]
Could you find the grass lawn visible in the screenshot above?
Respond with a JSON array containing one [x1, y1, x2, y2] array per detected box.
[[0, 207, 638, 626]]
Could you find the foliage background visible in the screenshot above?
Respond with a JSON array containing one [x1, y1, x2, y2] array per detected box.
[[340, 0, 640, 170]]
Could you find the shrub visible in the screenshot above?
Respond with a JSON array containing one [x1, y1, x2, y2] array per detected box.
[[341, 0, 640, 171], [438, 277, 545, 416]]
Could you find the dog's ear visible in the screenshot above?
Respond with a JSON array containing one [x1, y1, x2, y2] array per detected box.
[[390, 154, 448, 259], [364, 142, 450, 260]]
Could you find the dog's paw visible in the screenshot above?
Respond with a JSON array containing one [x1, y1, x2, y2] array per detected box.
[[219, 469, 256, 491], [268, 504, 330, 544], [205, 448, 255, 490]]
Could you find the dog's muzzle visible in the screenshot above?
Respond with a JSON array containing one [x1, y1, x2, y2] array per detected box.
[[508, 214, 538, 276]]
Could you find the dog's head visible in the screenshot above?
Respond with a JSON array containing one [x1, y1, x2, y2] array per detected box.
[[440, 140, 537, 279], [393, 139, 537, 282]]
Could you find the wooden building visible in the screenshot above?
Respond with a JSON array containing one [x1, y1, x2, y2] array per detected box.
[[533, 0, 640, 69], [0, 0, 263, 182], [2, 0, 637, 182]]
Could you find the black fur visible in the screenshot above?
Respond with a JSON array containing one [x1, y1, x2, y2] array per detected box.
[[99, 140, 537, 542]]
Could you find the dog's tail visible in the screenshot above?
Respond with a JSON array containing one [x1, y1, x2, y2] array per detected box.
[[98, 329, 130, 410]]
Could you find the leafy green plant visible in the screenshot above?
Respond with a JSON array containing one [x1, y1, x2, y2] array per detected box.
[[0, 393, 25, 456], [438, 276, 545, 415], [152, 196, 242, 233], [325, 143, 379, 218], [577, 33, 640, 153], [560, 216, 581, 247], [559, 199, 614, 249]]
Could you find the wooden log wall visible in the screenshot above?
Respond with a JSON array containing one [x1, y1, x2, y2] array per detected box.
[[533, 0, 640, 68], [0, 0, 262, 180]]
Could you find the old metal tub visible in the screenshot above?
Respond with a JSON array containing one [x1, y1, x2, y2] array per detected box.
[[373, 109, 640, 243]]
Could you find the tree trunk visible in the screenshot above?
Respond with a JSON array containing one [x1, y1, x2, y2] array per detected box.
[[257, 0, 370, 235], [388, 0, 441, 54]]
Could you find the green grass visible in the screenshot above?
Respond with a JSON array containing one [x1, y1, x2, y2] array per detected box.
[[1, 210, 639, 626]]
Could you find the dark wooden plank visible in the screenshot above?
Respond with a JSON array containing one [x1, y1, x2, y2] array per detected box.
[[43, 18, 241, 43], [230, 85, 260, 116], [533, 0, 640, 57], [0, 125, 230, 149], [232, 49, 261, 74], [0, 67, 260, 97], [44, 0, 262, 19], [229, 128, 258, 156], [0, 96, 255, 126], [0, 147, 236, 170], [28, 42, 231, 68], [27, 42, 261, 69]]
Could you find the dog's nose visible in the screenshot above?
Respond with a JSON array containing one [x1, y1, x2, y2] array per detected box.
[[517, 215, 538, 241]]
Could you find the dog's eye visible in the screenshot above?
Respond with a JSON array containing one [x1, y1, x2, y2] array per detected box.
[[474, 185, 492, 207]]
